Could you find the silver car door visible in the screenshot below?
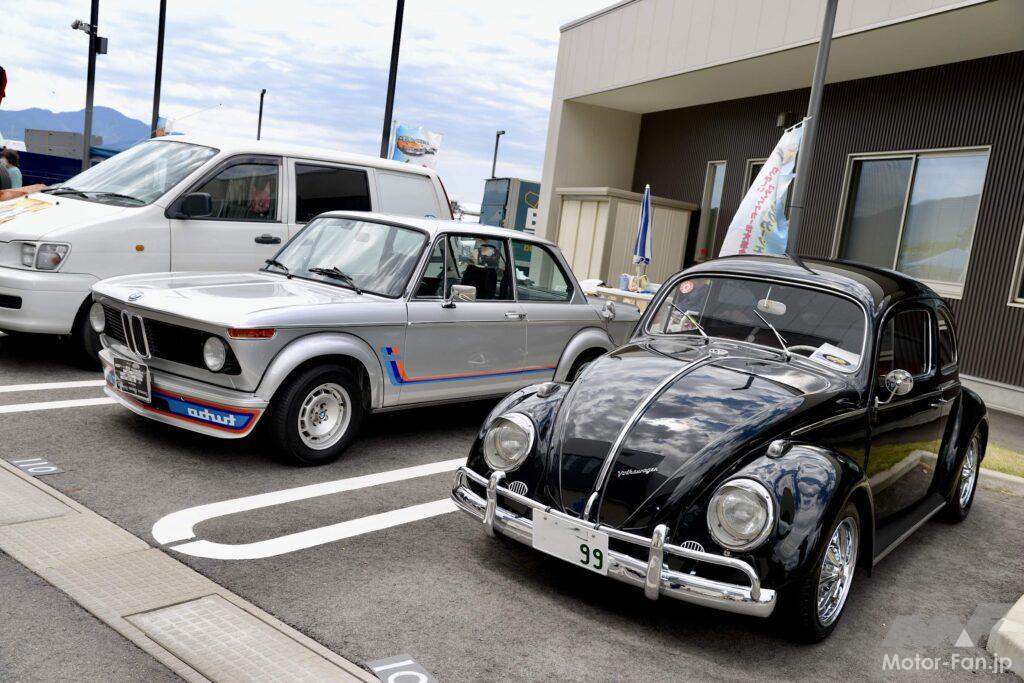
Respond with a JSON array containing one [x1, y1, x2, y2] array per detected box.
[[512, 239, 599, 375], [400, 234, 527, 404]]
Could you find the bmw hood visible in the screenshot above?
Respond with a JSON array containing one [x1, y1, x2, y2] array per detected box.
[[92, 271, 383, 327], [0, 193, 132, 242], [549, 337, 847, 532]]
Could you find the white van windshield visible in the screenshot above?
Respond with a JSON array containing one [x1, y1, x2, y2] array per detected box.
[[46, 140, 217, 206]]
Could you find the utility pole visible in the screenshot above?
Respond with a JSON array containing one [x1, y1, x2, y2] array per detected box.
[[77, 0, 103, 171], [150, 0, 167, 136], [785, 0, 838, 257], [257, 89, 266, 140], [491, 130, 506, 178], [380, 0, 405, 159]]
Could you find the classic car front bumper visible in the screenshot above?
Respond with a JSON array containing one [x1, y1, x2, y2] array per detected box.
[[451, 467, 777, 618]]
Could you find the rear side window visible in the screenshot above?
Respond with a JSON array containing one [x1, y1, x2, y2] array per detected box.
[[877, 309, 932, 379], [511, 240, 572, 302], [294, 164, 371, 222], [937, 308, 957, 371], [376, 172, 440, 217]]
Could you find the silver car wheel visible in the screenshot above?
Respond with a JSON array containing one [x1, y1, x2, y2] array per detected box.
[[816, 516, 858, 627], [958, 438, 978, 509], [296, 382, 351, 450]]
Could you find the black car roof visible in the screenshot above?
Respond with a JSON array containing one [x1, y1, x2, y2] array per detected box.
[[683, 255, 940, 318]]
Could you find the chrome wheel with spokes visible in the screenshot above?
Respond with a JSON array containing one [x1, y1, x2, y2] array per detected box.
[[816, 516, 858, 628], [296, 382, 351, 450], [958, 438, 978, 509]]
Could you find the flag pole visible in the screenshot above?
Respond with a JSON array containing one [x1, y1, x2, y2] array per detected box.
[[785, 0, 839, 258]]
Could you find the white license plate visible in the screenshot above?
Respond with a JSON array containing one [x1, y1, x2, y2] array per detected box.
[[113, 357, 151, 403], [532, 511, 610, 575]]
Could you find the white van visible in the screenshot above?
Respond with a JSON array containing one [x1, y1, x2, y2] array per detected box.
[[0, 135, 453, 359]]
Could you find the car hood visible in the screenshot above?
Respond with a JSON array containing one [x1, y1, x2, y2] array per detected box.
[[548, 336, 851, 532], [0, 193, 133, 242], [92, 271, 382, 327]]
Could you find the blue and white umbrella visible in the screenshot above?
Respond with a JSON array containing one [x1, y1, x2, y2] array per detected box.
[[632, 184, 652, 266]]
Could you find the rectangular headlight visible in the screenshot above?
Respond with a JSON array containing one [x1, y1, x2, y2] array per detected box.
[[34, 243, 71, 271], [20, 243, 36, 268]]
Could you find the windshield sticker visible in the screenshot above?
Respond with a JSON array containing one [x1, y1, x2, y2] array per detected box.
[[810, 343, 860, 370], [678, 281, 694, 295], [0, 197, 51, 224]]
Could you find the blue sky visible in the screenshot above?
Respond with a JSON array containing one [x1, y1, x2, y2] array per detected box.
[[4, 0, 610, 202]]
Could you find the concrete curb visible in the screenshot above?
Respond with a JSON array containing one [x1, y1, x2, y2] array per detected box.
[[978, 467, 1024, 497], [988, 595, 1024, 677], [0, 460, 375, 682]]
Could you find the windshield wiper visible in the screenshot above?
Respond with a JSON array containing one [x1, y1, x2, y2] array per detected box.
[[752, 308, 791, 361], [263, 259, 290, 277], [669, 302, 709, 343], [86, 191, 145, 205], [43, 186, 88, 197], [308, 267, 363, 294]]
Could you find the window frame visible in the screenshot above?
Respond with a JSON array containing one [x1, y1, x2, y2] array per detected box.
[[412, 232, 516, 303], [742, 158, 767, 195], [831, 146, 991, 300], [510, 239, 575, 304], [291, 160, 372, 225], [936, 305, 958, 374], [1008, 219, 1024, 308], [873, 306, 936, 392], [169, 154, 283, 223], [694, 160, 727, 262]]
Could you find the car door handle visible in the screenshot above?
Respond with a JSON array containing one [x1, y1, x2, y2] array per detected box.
[[255, 234, 282, 245], [505, 311, 526, 320]]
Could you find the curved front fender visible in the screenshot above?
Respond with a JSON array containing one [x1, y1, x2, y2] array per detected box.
[[255, 332, 386, 408], [552, 327, 614, 382], [736, 444, 873, 588]]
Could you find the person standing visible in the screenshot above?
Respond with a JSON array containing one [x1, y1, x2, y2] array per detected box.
[[0, 148, 21, 188]]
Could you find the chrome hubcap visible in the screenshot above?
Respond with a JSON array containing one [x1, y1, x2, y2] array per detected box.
[[958, 439, 978, 509], [817, 517, 858, 627], [297, 382, 350, 450]]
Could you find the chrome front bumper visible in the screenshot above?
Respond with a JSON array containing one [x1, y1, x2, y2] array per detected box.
[[451, 467, 776, 618]]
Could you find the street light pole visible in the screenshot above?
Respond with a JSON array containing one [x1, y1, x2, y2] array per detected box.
[[150, 0, 167, 137], [785, 0, 838, 257], [491, 130, 505, 179], [80, 0, 101, 171], [257, 89, 266, 140], [380, 0, 405, 159]]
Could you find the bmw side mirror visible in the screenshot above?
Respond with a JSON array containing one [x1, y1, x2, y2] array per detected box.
[[876, 369, 914, 406], [177, 192, 213, 218], [443, 284, 476, 309], [600, 300, 616, 322]]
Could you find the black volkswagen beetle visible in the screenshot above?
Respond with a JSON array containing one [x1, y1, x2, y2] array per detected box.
[[451, 256, 986, 641]]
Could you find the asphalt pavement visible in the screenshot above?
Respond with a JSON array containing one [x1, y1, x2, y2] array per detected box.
[[1, 334, 1023, 681]]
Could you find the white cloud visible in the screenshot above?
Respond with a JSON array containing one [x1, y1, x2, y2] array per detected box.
[[4, 0, 609, 201]]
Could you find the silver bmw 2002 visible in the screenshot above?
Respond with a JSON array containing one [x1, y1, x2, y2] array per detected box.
[[90, 212, 640, 465]]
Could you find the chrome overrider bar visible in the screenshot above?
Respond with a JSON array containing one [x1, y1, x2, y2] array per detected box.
[[451, 467, 776, 618]]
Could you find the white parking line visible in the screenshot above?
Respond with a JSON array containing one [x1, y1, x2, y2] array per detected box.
[[153, 458, 465, 560], [0, 379, 106, 393], [0, 397, 115, 414]]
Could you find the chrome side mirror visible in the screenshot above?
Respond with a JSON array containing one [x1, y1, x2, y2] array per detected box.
[[600, 300, 616, 322], [443, 284, 476, 308], [876, 369, 914, 406]]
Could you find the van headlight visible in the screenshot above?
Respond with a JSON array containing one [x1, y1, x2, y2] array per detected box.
[[483, 413, 535, 472], [202, 336, 228, 372], [18, 242, 71, 271], [706, 479, 775, 551]]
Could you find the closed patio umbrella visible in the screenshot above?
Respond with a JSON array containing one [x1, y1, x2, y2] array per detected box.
[[632, 184, 652, 281]]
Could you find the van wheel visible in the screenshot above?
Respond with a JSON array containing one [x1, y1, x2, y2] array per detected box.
[[72, 302, 102, 368], [267, 364, 364, 466]]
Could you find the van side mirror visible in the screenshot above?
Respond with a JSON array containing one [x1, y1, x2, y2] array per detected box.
[[178, 192, 213, 218], [876, 369, 914, 406], [443, 284, 476, 308]]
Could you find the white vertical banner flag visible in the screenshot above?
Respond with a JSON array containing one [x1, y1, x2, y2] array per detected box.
[[719, 121, 804, 256]]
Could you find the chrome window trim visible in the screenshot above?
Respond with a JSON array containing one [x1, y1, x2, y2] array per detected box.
[[639, 272, 870, 375], [830, 146, 992, 300]]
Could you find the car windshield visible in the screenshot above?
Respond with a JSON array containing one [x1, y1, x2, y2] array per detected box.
[[270, 217, 427, 297], [50, 140, 217, 205], [646, 276, 867, 372]]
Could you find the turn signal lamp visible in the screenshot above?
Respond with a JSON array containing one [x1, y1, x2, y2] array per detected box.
[[227, 327, 276, 339]]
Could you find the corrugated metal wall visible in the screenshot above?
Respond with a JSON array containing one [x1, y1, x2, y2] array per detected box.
[[631, 51, 1024, 388]]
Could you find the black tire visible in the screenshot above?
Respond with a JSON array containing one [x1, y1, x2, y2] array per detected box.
[[266, 364, 364, 466], [939, 431, 982, 524], [780, 502, 861, 643], [566, 349, 604, 382], [72, 301, 102, 368]]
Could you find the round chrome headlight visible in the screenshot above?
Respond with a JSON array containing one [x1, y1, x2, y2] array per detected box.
[[88, 302, 105, 333], [706, 478, 775, 552], [202, 336, 228, 372], [482, 413, 535, 472]]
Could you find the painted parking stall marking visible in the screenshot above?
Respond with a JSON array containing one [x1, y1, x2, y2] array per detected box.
[[5, 456, 63, 476], [0, 379, 106, 393], [0, 397, 115, 414], [152, 458, 464, 560], [368, 655, 437, 683]]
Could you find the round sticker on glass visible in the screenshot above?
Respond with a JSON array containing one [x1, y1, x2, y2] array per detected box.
[[679, 281, 694, 295]]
